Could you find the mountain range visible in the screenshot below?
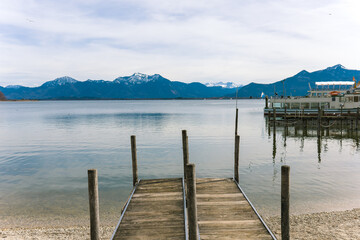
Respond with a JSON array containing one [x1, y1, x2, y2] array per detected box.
[[0, 73, 236, 100], [1, 64, 359, 100], [234, 64, 360, 98]]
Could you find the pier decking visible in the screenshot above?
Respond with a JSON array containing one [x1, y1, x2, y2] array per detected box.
[[197, 178, 272, 240], [111, 178, 274, 240], [112, 178, 185, 240]]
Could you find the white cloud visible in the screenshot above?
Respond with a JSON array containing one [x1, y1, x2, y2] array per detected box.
[[0, 0, 360, 86]]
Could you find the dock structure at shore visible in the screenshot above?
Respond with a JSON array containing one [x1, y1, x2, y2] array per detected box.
[[88, 129, 288, 240], [110, 177, 274, 240]]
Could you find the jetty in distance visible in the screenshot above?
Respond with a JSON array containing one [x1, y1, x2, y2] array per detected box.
[[87, 129, 291, 240]]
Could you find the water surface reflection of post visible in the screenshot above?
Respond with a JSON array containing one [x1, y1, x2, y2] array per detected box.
[[317, 135, 322, 163], [272, 129, 277, 161]]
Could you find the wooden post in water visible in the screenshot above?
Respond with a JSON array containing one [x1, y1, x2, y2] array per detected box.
[[281, 165, 290, 240], [234, 135, 240, 183], [265, 96, 269, 109], [131, 135, 138, 186], [182, 130, 189, 180], [186, 164, 198, 240], [326, 118, 330, 136], [88, 169, 100, 240], [340, 105, 343, 131], [273, 108, 276, 127], [317, 106, 321, 137]]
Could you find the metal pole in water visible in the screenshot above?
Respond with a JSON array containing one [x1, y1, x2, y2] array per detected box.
[[131, 135, 138, 186], [88, 169, 100, 240], [281, 165, 290, 240], [182, 130, 189, 180], [235, 108, 239, 136], [186, 164, 198, 240]]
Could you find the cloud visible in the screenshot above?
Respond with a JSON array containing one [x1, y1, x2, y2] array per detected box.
[[0, 0, 360, 86]]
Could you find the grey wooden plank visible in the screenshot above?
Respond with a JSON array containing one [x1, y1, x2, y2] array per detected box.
[[113, 178, 185, 240], [196, 178, 272, 240]]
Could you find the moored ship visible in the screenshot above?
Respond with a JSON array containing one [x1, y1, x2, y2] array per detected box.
[[264, 79, 360, 117]]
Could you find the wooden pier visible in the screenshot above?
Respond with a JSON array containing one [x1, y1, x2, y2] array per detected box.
[[87, 129, 286, 240], [111, 177, 274, 240]]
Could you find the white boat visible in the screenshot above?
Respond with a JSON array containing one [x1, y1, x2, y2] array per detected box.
[[264, 79, 360, 116]]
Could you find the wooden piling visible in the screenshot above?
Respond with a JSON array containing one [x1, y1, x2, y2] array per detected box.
[[186, 164, 198, 240], [281, 165, 290, 240], [182, 130, 189, 180], [265, 96, 269, 109], [88, 169, 100, 240], [273, 108, 276, 127], [131, 135, 138, 186], [326, 119, 330, 136], [317, 107, 321, 136], [234, 135, 240, 183]]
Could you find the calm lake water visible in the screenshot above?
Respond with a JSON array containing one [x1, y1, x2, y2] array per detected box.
[[0, 100, 359, 220]]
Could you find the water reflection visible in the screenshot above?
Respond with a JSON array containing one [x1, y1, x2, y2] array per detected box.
[[1, 100, 360, 220], [266, 118, 360, 164], [45, 112, 175, 130]]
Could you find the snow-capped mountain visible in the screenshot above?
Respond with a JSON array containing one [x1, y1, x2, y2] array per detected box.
[[5, 85, 23, 89], [41, 76, 79, 87], [205, 82, 241, 88], [113, 73, 162, 85], [326, 64, 346, 70]]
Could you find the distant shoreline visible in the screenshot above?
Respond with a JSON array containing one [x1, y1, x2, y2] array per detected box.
[[1, 100, 39, 102], [1, 97, 261, 101]]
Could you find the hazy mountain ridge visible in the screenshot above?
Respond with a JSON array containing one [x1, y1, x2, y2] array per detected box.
[[233, 64, 360, 98], [0, 73, 236, 100], [2, 65, 359, 100]]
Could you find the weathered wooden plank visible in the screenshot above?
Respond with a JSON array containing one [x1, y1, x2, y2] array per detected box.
[[197, 193, 243, 198], [132, 192, 181, 198], [196, 178, 272, 239], [112, 178, 185, 240], [197, 201, 248, 206]]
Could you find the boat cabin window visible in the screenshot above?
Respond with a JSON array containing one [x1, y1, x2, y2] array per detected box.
[[321, 103, 328, 109], [272, 103, 281, 108], [354, 96, 359, 102], [301, 103, 310, 109], [291, 103, 300, 109], [346, 96, 353, 102], [310, 103, 319, 109], [332, 97, 336, 101]]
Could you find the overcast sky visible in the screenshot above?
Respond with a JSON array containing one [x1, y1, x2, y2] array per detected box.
[[1, 0, 360, 86]]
